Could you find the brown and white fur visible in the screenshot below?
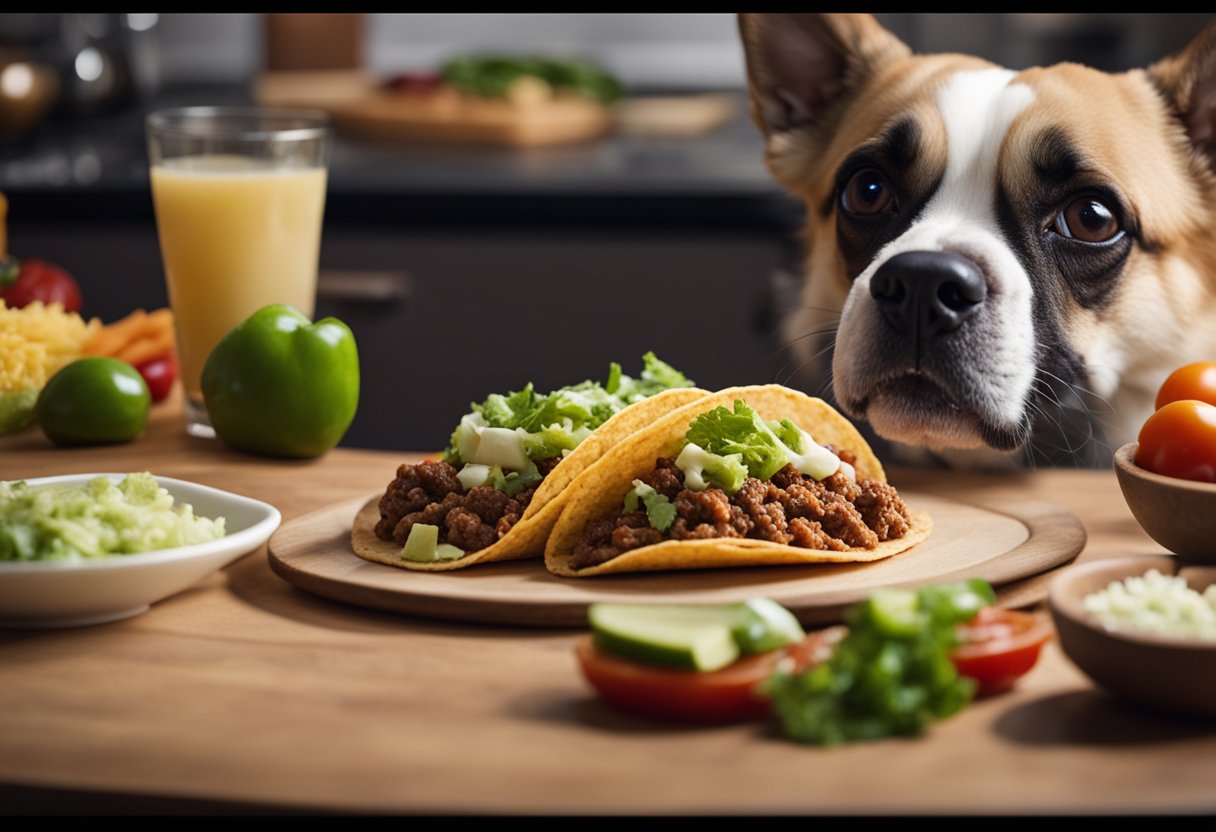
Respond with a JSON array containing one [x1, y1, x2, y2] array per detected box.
[[740, 13, 1216, 469]]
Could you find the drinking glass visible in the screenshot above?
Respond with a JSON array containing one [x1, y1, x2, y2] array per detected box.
[[146, 106, 332, 438]]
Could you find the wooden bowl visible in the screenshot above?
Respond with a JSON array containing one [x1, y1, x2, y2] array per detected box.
[[1113, 442, 1216, 563], [1048, 554, 1216, 716]]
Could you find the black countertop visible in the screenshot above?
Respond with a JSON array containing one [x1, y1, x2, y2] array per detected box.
[[0, 83, 803, 232]]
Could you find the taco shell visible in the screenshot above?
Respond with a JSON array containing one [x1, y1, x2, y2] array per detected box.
[[351, 386, 710, 571], [543, 384, 931, 577]]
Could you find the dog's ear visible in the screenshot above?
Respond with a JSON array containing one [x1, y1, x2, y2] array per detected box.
[[1148, 18, 1216, 167], [738, 13, 910, 138]]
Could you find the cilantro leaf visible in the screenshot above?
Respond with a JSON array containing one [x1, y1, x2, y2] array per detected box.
[[684, 400, 795, 482], [762, 581, 992, 746]]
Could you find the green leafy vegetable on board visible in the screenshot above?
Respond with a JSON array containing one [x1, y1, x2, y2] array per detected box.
[[762, 579, 997, 745], [441, 56, 624, 104]]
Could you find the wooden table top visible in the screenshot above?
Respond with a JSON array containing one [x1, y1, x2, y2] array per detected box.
[[2, 394, 1212, 816]]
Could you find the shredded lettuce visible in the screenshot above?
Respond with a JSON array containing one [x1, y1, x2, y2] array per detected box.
[[0, 473, 225, 562], [614, 352, 694, 403], [520, 422, 593, 460], [623, 479, 676, 532], [605, 362, 622, 395], [683, 401, 842, 483], [684, 400, 797, 482], [445, 354, 694, 477], [768, 419, 804, 453], [486, 462, 543, 497], [675, 442, 749, 495]]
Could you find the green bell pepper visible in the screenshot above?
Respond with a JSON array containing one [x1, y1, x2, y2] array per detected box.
[[201, 304, 359, 459]]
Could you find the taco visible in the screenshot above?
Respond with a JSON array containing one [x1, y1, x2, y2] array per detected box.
[[543, 384, 931, 577], [351, 353, 706, 571]]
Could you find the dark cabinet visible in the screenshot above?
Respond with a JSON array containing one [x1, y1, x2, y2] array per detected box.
[[9, 220, 795, 451]]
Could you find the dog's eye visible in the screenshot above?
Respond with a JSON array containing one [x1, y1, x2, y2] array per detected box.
[[841, 168, 895, 216], [1053, 197, 1120, 243]]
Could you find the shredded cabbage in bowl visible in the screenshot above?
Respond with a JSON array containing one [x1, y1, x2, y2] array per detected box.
[[0, 472, 226, 562]]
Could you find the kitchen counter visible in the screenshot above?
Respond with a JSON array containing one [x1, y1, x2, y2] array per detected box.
[[3, 395, 1213, 816]]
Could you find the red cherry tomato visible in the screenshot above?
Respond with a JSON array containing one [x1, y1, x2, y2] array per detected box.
[[0, 258, 82, 313], [1135, 399, 1216, 483], [1155, 361, 1216, 410], [575, 627, 845, 724], [135, 353, 177, 404], [951, 607, 1052, 697]]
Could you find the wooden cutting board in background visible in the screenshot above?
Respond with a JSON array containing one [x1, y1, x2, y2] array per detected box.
[[254, 69, 614, 146], [253, 70, 739, 146]]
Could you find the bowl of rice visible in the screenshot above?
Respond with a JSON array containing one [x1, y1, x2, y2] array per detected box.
[[1048, 554, 1216, 715]]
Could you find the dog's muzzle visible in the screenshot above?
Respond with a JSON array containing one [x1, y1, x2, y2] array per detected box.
[[869, 250, 987, 344], [832, 243, 1036, 454]]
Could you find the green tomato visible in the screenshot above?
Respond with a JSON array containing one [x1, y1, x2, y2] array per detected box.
[[36, 357, 150, 446], [201, 304, 359, 459]]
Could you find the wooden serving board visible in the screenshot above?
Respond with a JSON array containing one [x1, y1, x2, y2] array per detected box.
[[253, 70, 614, 146], [267, 491, 1085, 627]]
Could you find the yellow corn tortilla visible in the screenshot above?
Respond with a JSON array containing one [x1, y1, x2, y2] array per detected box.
[[543, 384, 931, 577], [351, 386, 710, 571]]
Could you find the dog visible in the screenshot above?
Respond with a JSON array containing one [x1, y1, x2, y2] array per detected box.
[[739, 13, 1216, 469]]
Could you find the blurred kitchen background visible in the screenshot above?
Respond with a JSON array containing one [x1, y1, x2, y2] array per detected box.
[[0, 13, 1210, 451]]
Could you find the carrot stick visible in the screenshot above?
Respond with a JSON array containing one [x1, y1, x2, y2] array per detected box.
[[82, 309, 149, 356], [115, 329, 175, 366]]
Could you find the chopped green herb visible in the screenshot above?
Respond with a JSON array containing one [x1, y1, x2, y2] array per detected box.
[[762, 579, 996, 746]]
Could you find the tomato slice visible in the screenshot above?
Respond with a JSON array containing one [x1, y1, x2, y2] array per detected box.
[[577, 607, 1050, 724], [951, 607, 1052, 697], [575, 627, 844, 724]]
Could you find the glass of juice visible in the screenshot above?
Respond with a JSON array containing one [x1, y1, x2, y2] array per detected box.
[[146, 107, 332, 438]]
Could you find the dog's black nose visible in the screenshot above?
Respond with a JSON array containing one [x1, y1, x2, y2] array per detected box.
[[869, 250, 987, 339]]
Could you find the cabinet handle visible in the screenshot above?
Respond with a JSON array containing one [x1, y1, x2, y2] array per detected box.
[[316, 270, 413, 303]]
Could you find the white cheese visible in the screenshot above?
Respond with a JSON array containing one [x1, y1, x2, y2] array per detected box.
[[788, 427, 842, 481], [1083, 568, 1216, 641]]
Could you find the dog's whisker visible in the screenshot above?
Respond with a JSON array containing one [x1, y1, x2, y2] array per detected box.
[[1036, 368, 1116, 416], [779, 327, 840, 350]]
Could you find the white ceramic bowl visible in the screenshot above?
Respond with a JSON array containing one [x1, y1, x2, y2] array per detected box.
[[0, 473, 281, 627]]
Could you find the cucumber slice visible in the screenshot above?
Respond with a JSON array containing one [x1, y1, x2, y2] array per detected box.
[[732, 598, 806, 653], [588, 598, 806, 671], [401, 524, 440, 562], [867, 587, 923, 637], [434, 543, 466, 561], [589, 603, 741, 672], [400, 525, 466, 563]]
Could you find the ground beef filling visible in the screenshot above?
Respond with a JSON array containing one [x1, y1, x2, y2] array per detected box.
[[569, 452, 911, 571], [374, 457, 562, 554]]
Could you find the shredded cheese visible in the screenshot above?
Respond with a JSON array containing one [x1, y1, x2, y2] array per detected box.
[[0, 300, 100, 393]]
